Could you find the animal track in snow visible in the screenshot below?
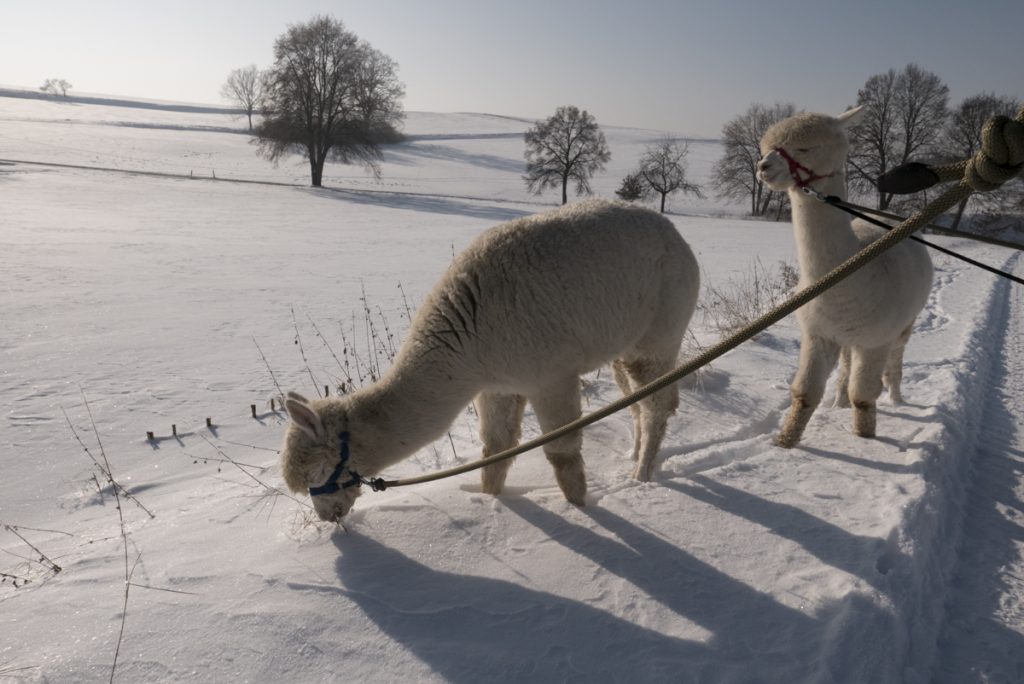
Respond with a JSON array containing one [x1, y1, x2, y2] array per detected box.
[[914, 265, 959, 337], [662, 435, 773, 478]]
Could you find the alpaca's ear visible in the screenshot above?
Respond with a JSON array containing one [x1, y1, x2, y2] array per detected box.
[[837, 105, 867, 129], [287, 391, 309, 404], [286, 398, 325, 442]]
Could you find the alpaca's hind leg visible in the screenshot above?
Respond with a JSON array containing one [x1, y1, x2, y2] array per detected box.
[[849, 345, 890, 438], [622, 358, 679, 482], [833, 346, 852, 408], [776, 335, 840, 448], [530, 377, 586, 505], [475, 392, 526, 495], [883, 325, 913, 405], [612, 360, 643, 461]]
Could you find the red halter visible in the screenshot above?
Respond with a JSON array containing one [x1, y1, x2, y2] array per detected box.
[[774, 147, 833, 188]]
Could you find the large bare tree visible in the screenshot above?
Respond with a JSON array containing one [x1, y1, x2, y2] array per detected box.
[[523, 106, 610, 205], [221, 65, 264, 131], [637, 139, 703, 213], [255, 16, 404, 188], [847, 64, 949, 210], [942, 92, 1022, 229], [711, 102, 795, 217]]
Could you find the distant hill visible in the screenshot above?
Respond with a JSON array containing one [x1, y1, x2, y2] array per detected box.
[[0, 86, 243, 116]]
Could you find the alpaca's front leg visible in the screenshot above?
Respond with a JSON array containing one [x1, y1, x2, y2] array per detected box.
[[849, 345, 890, 438], [476, 392, 526, 495], [530, 378, 586, 505], [776, 335, 840, 448]]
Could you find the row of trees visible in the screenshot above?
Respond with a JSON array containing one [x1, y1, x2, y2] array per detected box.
[[40, 78, 72, 97], [712, 64, 1021, 226], [530, 65, 1020, 222], [229, 26, 1017, 223], [521, 105, 702, 211], [229, 17, 702, 207], [848, 64, 1019, 227]]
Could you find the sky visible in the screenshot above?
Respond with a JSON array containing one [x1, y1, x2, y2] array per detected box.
[[1, 0, 1021, 138]]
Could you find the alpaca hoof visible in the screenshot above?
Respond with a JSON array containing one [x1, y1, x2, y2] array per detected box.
[[631, 461, 655, 482], [564, 492, 586, 507], [558, 480, 586, 506], [854, 425, 876, 439], [481, 480, 504, 496], [853, 402, 876, 438], [483, 473, 507, 493], [481, 461, 513, 496], [774, 432, 799, 449], [553, 466, 587, 505]]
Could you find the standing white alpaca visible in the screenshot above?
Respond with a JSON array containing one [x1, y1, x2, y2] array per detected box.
[[756, 107, 933, 447], [280, 199, 700, 522]]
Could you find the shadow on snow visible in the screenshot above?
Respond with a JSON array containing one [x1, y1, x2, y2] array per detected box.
[[305, 186, 532, 224], [330, 498, 904, 682]]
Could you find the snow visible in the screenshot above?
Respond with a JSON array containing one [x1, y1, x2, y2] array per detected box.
[[2, 91, 1023, 682]]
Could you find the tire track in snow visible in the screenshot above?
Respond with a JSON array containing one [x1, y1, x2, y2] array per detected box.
[[933, 253, 1024, 683]]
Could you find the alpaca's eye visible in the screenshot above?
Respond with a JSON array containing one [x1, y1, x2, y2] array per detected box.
[[796, 148, 811, 153]]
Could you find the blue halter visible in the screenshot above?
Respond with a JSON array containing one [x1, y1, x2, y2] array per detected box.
[[308, 432, 387, 496]]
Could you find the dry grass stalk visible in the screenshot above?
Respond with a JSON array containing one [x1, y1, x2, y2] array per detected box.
[[67, 389, 134, 684], [701, 259, 798, 338], [291, 306, 322, 397]]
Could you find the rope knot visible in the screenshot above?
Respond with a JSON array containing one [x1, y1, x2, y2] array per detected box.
[[964, 115, 1024, 192]]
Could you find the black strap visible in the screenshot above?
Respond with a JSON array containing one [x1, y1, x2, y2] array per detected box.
[[812, 191, 1024, 287]]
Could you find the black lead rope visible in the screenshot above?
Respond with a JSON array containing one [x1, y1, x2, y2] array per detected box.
[[803, 188, 1024, 287]]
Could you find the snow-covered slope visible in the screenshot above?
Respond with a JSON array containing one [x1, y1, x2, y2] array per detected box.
[[1, 93, 1022, 682], [0, 90, 725, 212]]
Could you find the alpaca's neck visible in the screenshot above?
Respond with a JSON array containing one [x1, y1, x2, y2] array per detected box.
[[350, 348, 477, 471], [788, 175, 862, 281]]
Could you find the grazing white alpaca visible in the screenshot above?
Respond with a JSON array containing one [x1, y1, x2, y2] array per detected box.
[[756, 107, 933, 447], [280, 199, 700, 521]]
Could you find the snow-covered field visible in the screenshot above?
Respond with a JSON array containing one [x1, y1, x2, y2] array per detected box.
[[1, 92, 1022, 683]]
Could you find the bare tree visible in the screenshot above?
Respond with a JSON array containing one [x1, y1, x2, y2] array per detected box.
[[523, 106, 610, 205], [942, 92, 1022, 229], [255, 15, 405, 188], [711, 102, 795, 217], [40, 78, 72, 97], [221, 65, 264, 131], [636, 139, 703, 213], [848, 64, 949, 210]]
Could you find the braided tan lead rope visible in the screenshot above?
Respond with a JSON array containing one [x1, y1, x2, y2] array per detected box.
[[931, 108, 1024, 190], [376, 107, 1024, 490]]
